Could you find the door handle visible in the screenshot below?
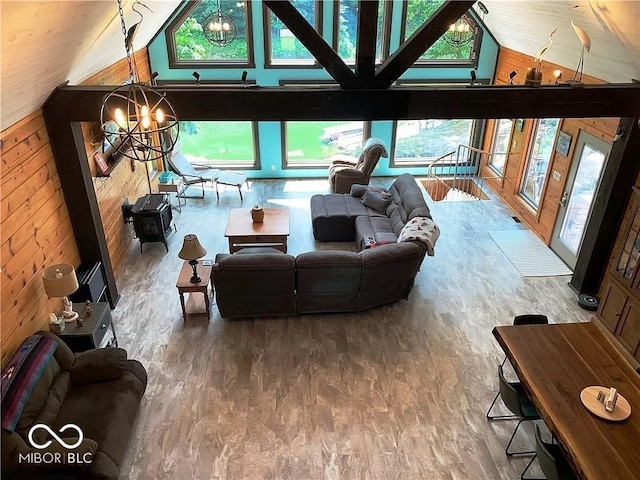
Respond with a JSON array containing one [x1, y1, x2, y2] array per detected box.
[[559, 191, 569, 207]]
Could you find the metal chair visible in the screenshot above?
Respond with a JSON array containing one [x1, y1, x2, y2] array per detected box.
[[496, 364, 540, 456], [521, 424, 578, 480], [167, 146, 219, 198], [486, 314, 548, 420]]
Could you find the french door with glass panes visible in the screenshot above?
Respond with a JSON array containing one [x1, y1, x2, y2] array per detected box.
[[550, 131, 610, 269]]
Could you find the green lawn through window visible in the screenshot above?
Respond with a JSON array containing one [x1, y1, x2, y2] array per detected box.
[[179, 121, 255, 165]]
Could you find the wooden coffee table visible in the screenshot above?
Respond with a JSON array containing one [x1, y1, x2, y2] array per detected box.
[[225, 208, 290, 253]]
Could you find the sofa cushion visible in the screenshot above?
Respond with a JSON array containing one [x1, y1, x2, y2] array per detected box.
[[296, 251, 362, 313], [54, 361, 147, 480], [350, 184, 367, 197], [213, 253, 297, 317], [358, 242, 426, 311], [388, 173, 432, 222], [16, 368, 70, 445], [71, 347, 127, 386], [311, 193, 384, 242], [355, 215, 397, 251], [360, 189, 391, 213]]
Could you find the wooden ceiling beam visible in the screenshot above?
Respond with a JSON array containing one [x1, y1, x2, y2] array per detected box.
[[374, 1, 476, 88], [263, 0, 356, 88], [355, 0, 379, 85], [44, 84, 640, 122]]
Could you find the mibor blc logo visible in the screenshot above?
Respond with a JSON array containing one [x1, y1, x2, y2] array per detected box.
[[19, 424, 93, 465]]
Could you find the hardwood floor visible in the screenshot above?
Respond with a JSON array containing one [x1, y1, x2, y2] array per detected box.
[[114, 178, 593, 480]]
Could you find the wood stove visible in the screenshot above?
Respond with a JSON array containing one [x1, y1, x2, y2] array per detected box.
[[131, 194, 173, 252]]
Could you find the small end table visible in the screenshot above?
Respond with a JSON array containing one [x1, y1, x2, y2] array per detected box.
[[176, 259, 213, 321], [158, 179, 186, 212], [57, 302, 118, 352]]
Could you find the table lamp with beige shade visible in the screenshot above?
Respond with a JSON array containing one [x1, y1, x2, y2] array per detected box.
[[178, 234, 207, 283], [42, 263, 79, 322]]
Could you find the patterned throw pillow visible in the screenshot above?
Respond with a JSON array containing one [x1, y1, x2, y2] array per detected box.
[[396, 216, 441, 256]]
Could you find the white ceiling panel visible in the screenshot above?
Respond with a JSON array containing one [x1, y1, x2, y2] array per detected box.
[[1, 0, 638, 131], [0, 1, 180, 130], [481, 0, 640, 83]]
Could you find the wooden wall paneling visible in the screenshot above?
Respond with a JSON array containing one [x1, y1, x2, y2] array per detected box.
[[0, 111, 80, 366], [1, 123, 50, 177], [79, 49, 155, 275], [494, 47, 605, 87], [482, 47, 620, 245], [0, 113, 46, 160]]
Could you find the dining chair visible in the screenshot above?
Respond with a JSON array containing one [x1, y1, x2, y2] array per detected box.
[[521, 424, 578, 480], [496, 364, 540, 456], [486, 314, 548, 420]]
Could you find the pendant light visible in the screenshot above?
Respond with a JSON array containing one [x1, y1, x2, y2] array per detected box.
[[203, 0, 237, 47], [100, 0, 179, 163]]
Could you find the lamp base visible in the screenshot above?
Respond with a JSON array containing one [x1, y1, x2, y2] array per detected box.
[[189, 260, 201, 284]]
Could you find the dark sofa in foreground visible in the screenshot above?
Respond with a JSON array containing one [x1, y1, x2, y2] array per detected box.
[[212, 241, 426, 318], [1, 332, 147, 480]]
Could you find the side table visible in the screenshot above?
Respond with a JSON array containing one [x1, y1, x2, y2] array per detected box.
[[57, 302, 118, 352], [176, 260, 213, 322], [158, 179, 186, 213]]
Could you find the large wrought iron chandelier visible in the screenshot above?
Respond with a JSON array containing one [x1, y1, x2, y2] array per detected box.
[[443, 14, 476, 48], [100, 0, 179, 163], [203, 0, 237, 47]]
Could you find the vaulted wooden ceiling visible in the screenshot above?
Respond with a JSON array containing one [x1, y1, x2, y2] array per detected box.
[[2, 0, 639, 130]]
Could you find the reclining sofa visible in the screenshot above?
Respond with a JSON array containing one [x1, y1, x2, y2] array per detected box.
[[212, 174, 436, 319], [311, 173, 433, 250], [1, 332, 147, 480], [212, 242, 426, 318]]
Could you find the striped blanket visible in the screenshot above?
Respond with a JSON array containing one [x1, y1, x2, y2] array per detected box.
[[1, 334, 57, 431]]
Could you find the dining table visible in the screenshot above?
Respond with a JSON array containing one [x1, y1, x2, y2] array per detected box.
[[492, 321, 640, 480]]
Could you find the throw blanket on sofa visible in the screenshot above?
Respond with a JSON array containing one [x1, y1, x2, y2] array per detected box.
[[1, 334, 57, 431], [397, 216, 441, 256]]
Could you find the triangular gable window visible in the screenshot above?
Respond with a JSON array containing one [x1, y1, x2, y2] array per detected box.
[[167, 0, 254, 67]]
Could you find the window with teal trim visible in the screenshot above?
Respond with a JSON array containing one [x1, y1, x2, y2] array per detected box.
[[169, 0, 252, 65], [392, 119, 475, 165], [402, 0, 479, 63], [268, 0, 319, 65], [335, 0, 388, 64], [520, 118, 560, 209], [177, 121, 258, 168], [285, 121, 365, 166], [488, 119, 513, 176]]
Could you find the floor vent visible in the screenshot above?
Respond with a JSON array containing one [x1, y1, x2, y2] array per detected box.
[[512, 216, 521, 223]]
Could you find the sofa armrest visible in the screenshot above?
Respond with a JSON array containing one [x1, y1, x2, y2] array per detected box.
[[70, 347, 128, 386], [1, 429, 97, 477], [334, 168, 366, 178], [329, 154, 359, 166]]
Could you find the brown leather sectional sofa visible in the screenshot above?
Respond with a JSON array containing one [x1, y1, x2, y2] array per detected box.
[[311, 173, 432, 250], [212, 174, 433, 318], [212, 242, 426, 318]]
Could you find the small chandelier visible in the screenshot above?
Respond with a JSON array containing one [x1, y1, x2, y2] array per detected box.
[[443, 14, 475, 48], [203, 0, 237, 47], [100, 0, 179, 163]]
